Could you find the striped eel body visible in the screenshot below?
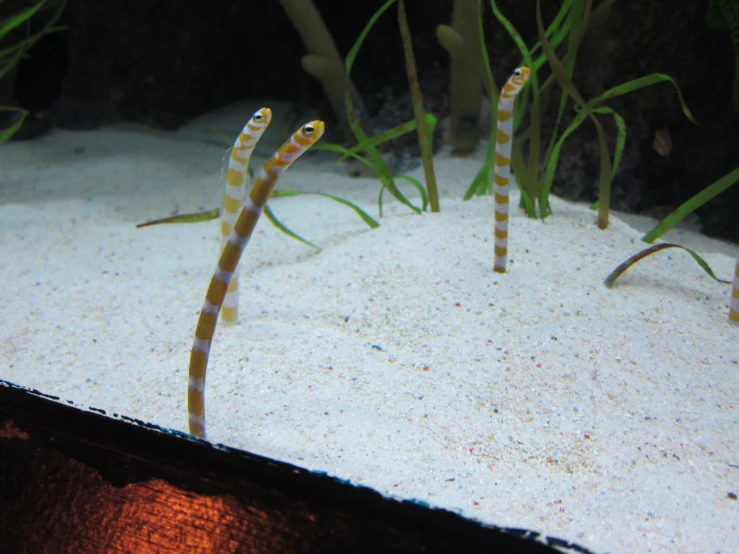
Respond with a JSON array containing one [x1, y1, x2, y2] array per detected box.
[[188, 120, 326, 439], [220, 108, 272, 323], [493, 66, 531, 274], [730, 258, 739, 324]]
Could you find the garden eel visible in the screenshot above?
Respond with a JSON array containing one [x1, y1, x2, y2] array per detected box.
[[188, 119, 325, 439], [493, 66, 531, 274], [220, 108, 273, 323]]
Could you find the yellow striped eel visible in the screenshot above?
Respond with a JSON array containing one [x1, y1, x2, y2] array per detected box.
[[220, 107, 273, 323], [493, 66, 530, 274], [188, 119, 325, 439]]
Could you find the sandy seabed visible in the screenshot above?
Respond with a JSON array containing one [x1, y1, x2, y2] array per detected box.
[[1, 103, 737, 554]]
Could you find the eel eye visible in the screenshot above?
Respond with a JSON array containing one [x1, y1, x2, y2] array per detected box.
[[303, 124, 315, 135], [254, 113, 263, 121], [514, 68, 522, 76]]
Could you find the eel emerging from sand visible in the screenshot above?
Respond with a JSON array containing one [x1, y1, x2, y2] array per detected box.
[[219, 108, 273, 324], [188, 118, 325, 439], [493, 66, 530, 274]]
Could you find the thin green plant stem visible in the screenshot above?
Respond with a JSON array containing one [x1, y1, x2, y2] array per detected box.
[[342, 0, 421, 215], [0, 0, 67, 80], [528, 0, 572, 61], [462, 0, 498, 200], [536, 0, 612, 229], [474, 0, 497, 99], [397, 0, 439, 212], [538, 0, 581, 217], [315, 113, 437, 162]]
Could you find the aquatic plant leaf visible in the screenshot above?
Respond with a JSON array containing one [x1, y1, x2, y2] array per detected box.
[[344, 0, 397, 73], [342, 0, 420, 216], [464, 162, 492, 199], [0, 0, 67, 80], [312, 140, 405, 219], [532, 0, 618, 99], [463, 0, 499, 200], [263, 204, 320, 250], [526, 97, 542, 210], [536, 0, 612, 229], [311, 142, 375, 171], [398, 0, 439, 212], [642, 166, 739, 243], [340, 95, 420, 218], [324, 114, 436, 162], [540, 103, 588, 215], [424, 113, 438, 139], [489, 0, 539, 112], [589, 74, 697, 125], [379, 174, 430, 214], [587, 106, 627, 213], [0, 0, 45, 42], [396, 174, 429, 212], [529, 0, 572, 64], [539, 0, 585, 207], [596, 107, 627, 180], [272, 189, 380, 229], [341, 99, 420, 220], [511, 140, 537, 217], [604, 243, 731, 288], [469, 127, 496, 201], [474, 0, 497, 99]]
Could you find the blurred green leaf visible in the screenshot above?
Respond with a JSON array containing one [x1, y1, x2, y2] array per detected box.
[[263, 204, 320, 250], [272, 189, 380, 229]]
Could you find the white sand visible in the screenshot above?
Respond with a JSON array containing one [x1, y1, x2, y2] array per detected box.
[[1, 104, 737, 554]]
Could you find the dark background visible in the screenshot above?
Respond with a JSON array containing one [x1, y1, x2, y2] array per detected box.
[[9, 0, 739, 243]]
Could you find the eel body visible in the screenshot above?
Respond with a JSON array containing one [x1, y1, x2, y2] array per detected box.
[[188, 120, 325, 439], [220, 108, 273, 323], [493, 66, 530, 274]]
